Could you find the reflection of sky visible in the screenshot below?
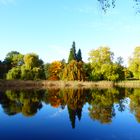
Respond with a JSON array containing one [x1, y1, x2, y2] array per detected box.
[[0, 97, 140, 140]]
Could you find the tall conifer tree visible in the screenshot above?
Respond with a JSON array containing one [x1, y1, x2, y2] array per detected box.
[[77, 49, 82, 62], [68, 41, 77, 63]]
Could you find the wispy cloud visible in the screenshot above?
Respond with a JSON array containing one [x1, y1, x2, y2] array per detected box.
[[0, 0, 16, 5], [49, 109, 64, 118], [75, 6, 98, 14], [63, 5, 99, 15]]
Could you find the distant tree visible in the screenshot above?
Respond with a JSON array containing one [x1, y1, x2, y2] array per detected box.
[[61, 59, 66, 64], [4, 51, 24, 70], [72, 41, 77, 59], [128, 47, 140, 79], [68, 41, 83, 63], [4, 51, 19, 64], [68, 42, 77, 63], [116, 56, 124, 65], [77, 49, 82, 62]]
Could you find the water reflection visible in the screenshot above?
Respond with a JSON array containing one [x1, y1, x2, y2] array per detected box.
[[0, 88, 140, 128]]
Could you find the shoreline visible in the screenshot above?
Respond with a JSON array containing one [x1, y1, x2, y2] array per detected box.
[[0, 80, 140, 90]]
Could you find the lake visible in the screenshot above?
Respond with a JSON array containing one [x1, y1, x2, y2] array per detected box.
[[0, 88, 140, 140]]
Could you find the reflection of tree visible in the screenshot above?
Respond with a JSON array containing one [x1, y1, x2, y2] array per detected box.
[[22, 100, 42, 117], [68, 107, 76, 129], [62, 88, 90, 129], [61, 89, 90, 128], [88, 89, 126, 124], [44, 89, 62, 108], [0, 90, 44, 117], [0, 92, 22, 115], [43, 88, 89, 128], [115, 88, 129, 112], [62, 89, 88, 109], [68, 107, 82, 129], [0, 87, 134, 127], [130, 89, 140, 123]]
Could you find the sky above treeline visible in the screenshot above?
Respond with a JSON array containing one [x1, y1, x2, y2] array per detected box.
[[0, 0, 140, 65]]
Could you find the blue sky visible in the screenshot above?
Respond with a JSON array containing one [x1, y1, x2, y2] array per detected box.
[[0, 0, 140, 65]]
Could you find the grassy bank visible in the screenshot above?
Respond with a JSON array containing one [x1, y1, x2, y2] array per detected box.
[[0, 80, 114, 90], [0, 80, 140, 90], [115, 80, 140, 88]]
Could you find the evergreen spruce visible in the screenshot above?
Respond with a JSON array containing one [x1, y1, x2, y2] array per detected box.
[[72, 41, 77, 60], [68, 41, 77, 63], [77, 49, 82, 62]]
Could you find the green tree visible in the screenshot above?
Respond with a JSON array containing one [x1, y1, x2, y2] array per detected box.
[[6, 53, 45, 80], [89, 46, 114, 81], [4, 51, 19, 64], [89, 47, 125, 81], [128, 47, 140, 79], [83, 63, 93, 80], [89, 46, 114, 65], [24, 53, 43, 69], [4, 51, 24, 71], [44, 63, 51, 79], [68, 41, 77, 63], [77, 49, 82, 62], [6, 66, 21, 80], [101, 63, 125, 81]]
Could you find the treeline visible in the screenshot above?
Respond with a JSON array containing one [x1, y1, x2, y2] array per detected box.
[[0, 41, 139, 81]]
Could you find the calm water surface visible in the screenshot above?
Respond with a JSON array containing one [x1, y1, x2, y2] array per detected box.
[[0, 88, 140, 140]]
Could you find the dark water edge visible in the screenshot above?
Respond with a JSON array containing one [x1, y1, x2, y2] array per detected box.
[[0, 87, 140, 140]]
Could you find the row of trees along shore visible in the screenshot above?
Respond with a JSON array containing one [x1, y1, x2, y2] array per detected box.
[[0, 41, 139, 81]]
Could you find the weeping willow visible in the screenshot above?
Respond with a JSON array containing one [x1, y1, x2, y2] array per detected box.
[[61, 60, 86, 81]]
